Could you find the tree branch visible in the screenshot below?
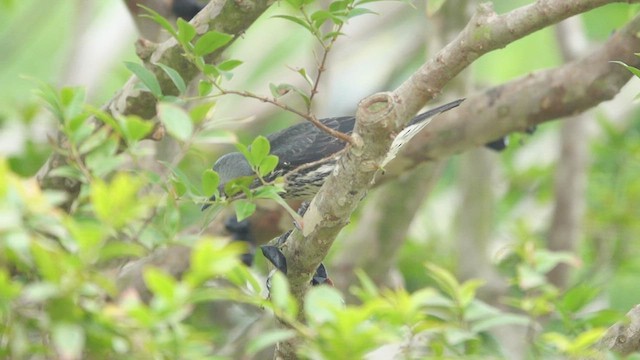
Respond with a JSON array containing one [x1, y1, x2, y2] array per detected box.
[[37, 0, 275, 210], [113, 6, 640, 307], [275, 1, 637, 357], [392, 12, 640, 173], [599, 305, 640, 355], [331, 162, 444, 297]]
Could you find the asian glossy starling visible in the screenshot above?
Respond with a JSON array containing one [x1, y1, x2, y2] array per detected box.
[[205, 98, 464, 205], [172, 0, 205, 20]]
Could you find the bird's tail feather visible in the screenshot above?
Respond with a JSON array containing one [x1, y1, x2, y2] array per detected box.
[[408, 98, 465, 126]]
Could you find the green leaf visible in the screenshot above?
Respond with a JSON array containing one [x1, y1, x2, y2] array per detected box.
[[90, 173, 148, 229], [347, 7, 377, 18], [190, 102, 216, 124], [250, 136, 271, 166], [425, 263, 460, 302], [253, 186, 302, 225], [234, 199, 256, 221], [224, 176, 254, 198], [559, 284, 599, 314], [65, 218, 107, 263], [543, 332, 571, 352], [269, 83, 285, 98], [78, 127, 109, 155], [59, 86, 86, 125], [22, 282, 60, 303], [202, 64, 220, 77], [194, 128, 237, 144], [304, 286, 344, 324], [157, 103, 193, 141], [568, 328, 606, 352], [282, 0, 315, 7], [471, 313, 529, 333], [258, 155, 279, 178], [188, 240, 244, 285], [246, 329, 296, 356], [139, 5, 178, 38], [194, 31, 233, 56], [156, 63, 187, 94], [35, 80, 64, 122], [85, 137, 122, 177], [48, 165, 84, 182], [124, 61, 162, 98], [268, 83, 310, 107], [296, 67, 314, 87], [235, 143, 252, 164], [218, 59, 243, 71], [329, 0, 350, 11], [201, 169, 220, 196], [120, 115, 154, 142], [217, 59, 243, 80], [284, 0, 303, 7], [68, 119, 93, 146], [31, 242, 63, 282], [311, 10, 334, 28], [52, 323, 85, 360], [272, 15, 314, 34], [269, 272, 298, 318], [160, 160, 202, 196], [322, 30, 345, 41], [144, 267, 177, 300], [176, 18, 196, 45], [198, 80, 213, 96], [426, 0, 446, 16], [611, 60, 640, 78], [0, 270, 22, 300], [98, 242, 146, 263], [459, 279, 485, 307]]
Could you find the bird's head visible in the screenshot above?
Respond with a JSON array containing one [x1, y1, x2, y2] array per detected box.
[[213, 152, 254, 195], [202, 152, 253, 210]]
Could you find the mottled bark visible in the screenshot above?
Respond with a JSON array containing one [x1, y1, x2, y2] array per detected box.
[[331, 162, 444, 296], [599, 305, 640, 355]]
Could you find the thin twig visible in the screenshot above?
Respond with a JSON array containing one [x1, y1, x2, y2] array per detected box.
[[210, 88, 354, 144]]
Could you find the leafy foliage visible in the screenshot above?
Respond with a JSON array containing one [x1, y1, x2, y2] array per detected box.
[[0, 0, 639, 359]]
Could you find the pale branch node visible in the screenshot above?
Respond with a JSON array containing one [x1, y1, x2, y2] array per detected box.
[[599, 305, 640, 355]]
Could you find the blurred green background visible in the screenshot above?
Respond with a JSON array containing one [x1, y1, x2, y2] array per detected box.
[[1, 0, 639, 352]]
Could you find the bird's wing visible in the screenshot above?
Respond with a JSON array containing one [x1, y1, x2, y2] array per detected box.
[[267, 116, 355, 171]]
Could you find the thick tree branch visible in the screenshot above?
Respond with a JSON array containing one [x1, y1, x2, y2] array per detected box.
[[284, 0, 635, 309], [331, 162, 444, 297], [276, 1, 635, 357], [37, 0, 274, 210], [393, 0, 634, 121], [392, 12, 640, 173], [599, 305, 640, 355], [114, 8, 640, 306]]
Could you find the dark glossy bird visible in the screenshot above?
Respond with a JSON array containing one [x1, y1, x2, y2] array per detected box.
[[172, 0, 205, 20], [206, 98, 464, 205]]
